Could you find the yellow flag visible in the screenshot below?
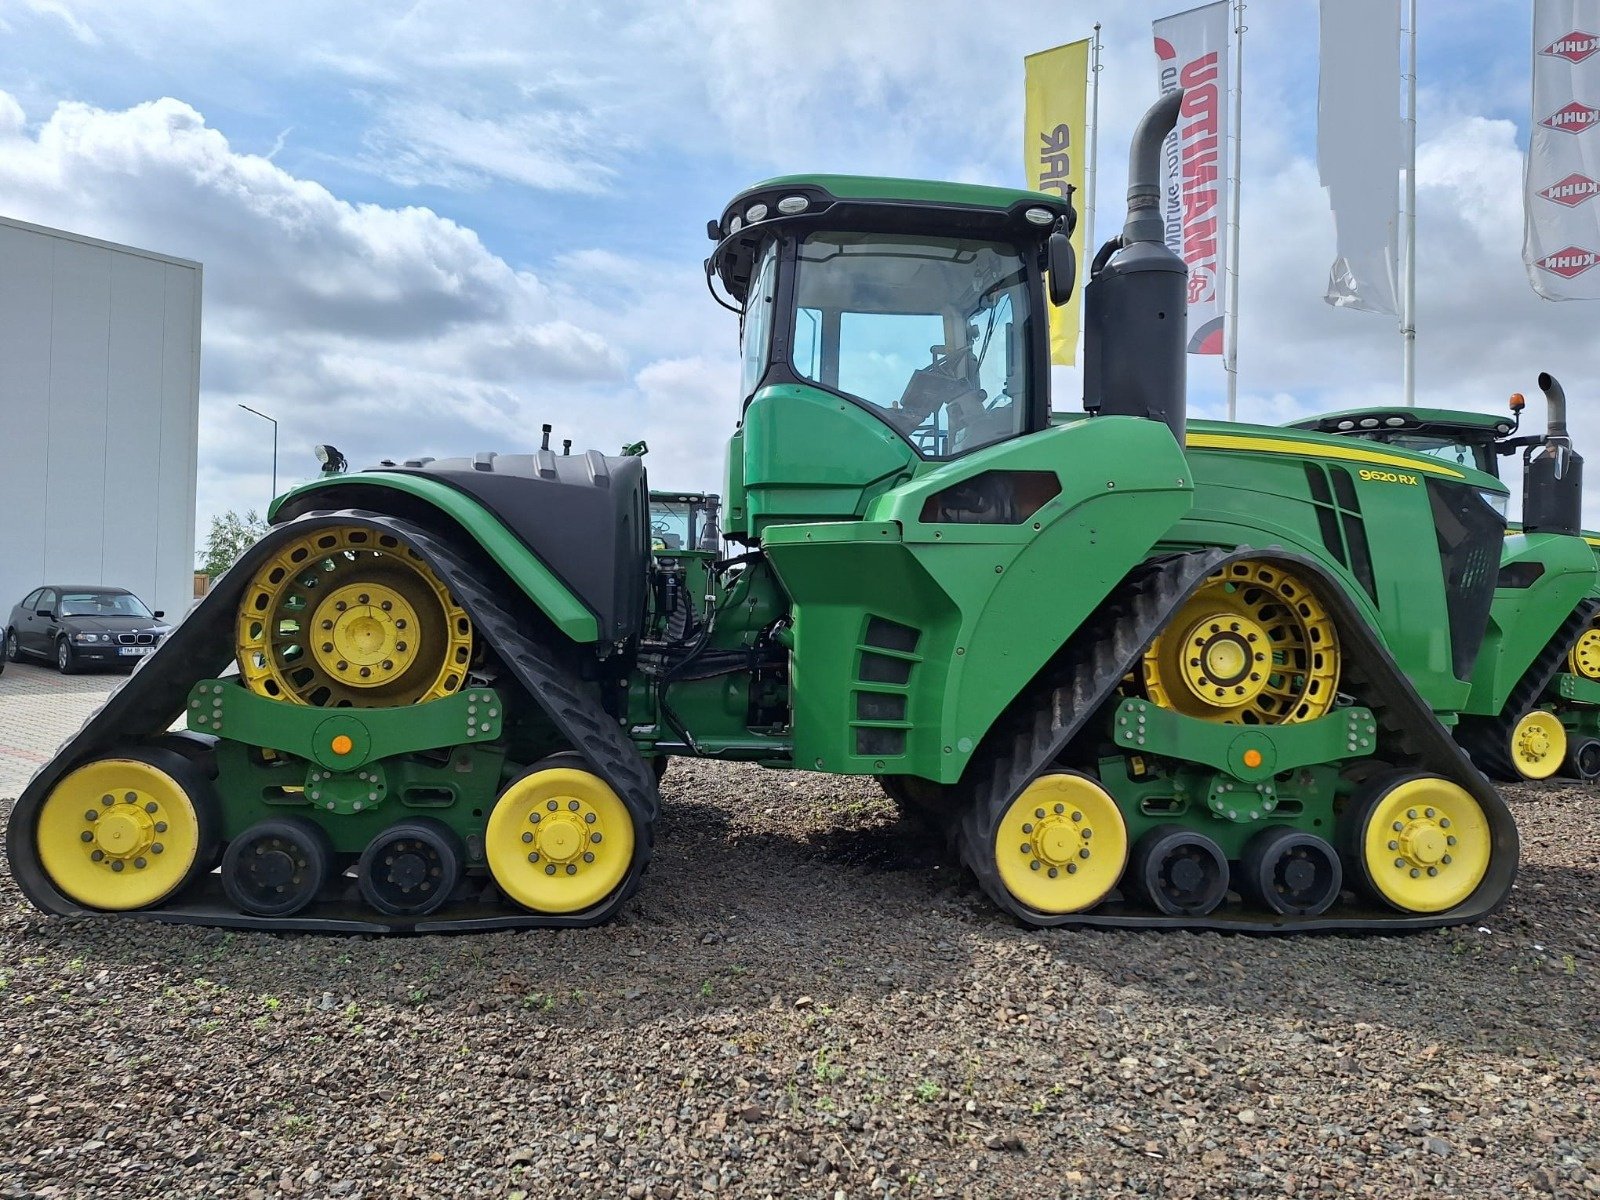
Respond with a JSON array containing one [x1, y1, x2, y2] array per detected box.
[[1023, 39, 1089, 365]]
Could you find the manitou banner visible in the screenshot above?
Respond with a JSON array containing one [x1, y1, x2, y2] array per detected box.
[[1153, 2, 1230, 355], [1023, 39, 1089, 364], [1525, 0, 1600, 300], [1317, 0, 1404, 315]]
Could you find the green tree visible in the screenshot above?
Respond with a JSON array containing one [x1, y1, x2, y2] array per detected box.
[[199, 509, 268, 579]]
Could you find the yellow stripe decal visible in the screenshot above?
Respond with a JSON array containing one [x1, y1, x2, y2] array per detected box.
[[1185, 432, 1466, 480]]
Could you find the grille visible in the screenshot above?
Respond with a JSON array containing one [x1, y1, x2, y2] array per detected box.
[[116, 633, 156, 645]]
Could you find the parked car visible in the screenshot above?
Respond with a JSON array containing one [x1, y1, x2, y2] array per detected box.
[[4, 586, 170, 674]]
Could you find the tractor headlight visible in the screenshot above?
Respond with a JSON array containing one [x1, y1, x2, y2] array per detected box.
[[1478, 489, 1509, 517]]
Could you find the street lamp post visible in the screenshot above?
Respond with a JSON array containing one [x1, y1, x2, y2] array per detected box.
[[237, 404, 279, 508]]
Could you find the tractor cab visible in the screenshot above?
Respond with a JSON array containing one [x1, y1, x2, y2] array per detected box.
[[1289, 408, 1514, 481], [1290, 375, 1584, 537], [706, 176, 1075, 535]]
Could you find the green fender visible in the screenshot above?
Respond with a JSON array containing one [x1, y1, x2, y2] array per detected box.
[[269, 473, 601, 643], [761, 417, 1193, 783], [1466, 531, 1598, 717]]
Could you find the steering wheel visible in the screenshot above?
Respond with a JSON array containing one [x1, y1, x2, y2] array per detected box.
[[893, 346, 985, 451], [651, 518, 672, 535]]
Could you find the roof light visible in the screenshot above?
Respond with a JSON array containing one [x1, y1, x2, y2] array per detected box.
[[1023, 206, 1055, 226], [1336, 420, 1355, 430], [777, 195, 809, 214], [728, 214, 742, 233], [1359, 418, 1379, 428], [745, 203, 769, 222], [1384, 416, 1406, 426]]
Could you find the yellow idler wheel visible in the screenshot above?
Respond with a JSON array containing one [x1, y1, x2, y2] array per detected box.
[[993, 772, 1128, 914], [1142, 560, 1339, 725], [1345, 774, 1491, 913], [235, 524, 472, 708], [1569, 618, 1600, 681], [486, 759, 637, 914], [1509, 709, 1567, 781], [35, 752, 216, 911]]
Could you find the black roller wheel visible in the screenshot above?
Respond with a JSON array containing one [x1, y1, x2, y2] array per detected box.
[[1238, 826, 1343, 916], [357, 818, 462, 916], [1127, 824, 1229, 916], [221, 817, 334, 917], [1564, 737, 1600, 782]]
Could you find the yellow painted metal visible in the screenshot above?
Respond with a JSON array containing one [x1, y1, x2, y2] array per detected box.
[[1185, 431, 1466, 480], [35, 759, 202, 910], [485, 766, 635, 913], [993, 772, 1127, 914], [1566, 619, 1600, 681], [236, 525, 472, 708], [1358, 776, 1490, 913], [1142, 560, 1340, 725], [1511, 709, 1567, 781]]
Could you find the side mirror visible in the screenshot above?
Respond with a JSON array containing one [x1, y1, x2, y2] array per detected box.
[[152, 610, 165, 620], [39, 609, 55, 620], [1047, 231, 1076, 307]]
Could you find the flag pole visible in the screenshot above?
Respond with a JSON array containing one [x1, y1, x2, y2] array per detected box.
[[1084, 23, 1103, 269], [1401, 0, 1418, 406], [1224, 1, 1246, 421]]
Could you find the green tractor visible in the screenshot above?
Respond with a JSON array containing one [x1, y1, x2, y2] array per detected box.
[[6, 93, 1577, 933], [1289, 378, 1600, 782]]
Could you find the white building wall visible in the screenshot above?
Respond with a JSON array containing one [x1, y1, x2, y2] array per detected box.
[[0, 217, 201, 623]]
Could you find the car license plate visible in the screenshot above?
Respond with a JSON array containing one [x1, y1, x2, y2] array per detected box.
[[118, 646, 152, 657]]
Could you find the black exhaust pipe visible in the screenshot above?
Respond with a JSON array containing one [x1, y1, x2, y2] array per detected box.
[[1523, 372, 1583, 536], [1083, 90, 1189, 441]]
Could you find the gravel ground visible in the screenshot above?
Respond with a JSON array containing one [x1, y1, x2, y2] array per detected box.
[[1, 759, 1597, 1199]]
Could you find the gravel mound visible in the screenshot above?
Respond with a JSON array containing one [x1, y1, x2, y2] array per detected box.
[[2, 761, 1597, 1198]]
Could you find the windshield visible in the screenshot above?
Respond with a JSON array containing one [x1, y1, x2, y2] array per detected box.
[[1352, 432, 1496, 476], [788, 232, 1032, 459], [650, 499, 697, 552], [60, 591, 152, 618]]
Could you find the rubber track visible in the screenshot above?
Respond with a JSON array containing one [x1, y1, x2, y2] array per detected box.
[[6, 508, 660, 934], [953, 548, 1519, 932], [1458, 597, 1600, 781]]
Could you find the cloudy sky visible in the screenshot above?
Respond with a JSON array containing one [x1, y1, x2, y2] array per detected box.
[[0, 0, 1592, 539]]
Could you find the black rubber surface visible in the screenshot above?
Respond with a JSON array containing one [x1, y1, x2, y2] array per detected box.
[[5, 509, 659, 933], [953, 548, 1521, 932]]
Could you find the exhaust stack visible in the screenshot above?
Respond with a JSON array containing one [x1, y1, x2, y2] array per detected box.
[[1524, 371, 1583, 536], [1083, 90, 1189, 441]]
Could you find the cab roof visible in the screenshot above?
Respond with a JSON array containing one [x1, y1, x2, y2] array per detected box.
[[1288, 406, 1516, 440], [708, 175, 1073, 304]]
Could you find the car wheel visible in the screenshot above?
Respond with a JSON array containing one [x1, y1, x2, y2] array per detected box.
[[4, 630, 18, 662], [56, 638, 79, 675]]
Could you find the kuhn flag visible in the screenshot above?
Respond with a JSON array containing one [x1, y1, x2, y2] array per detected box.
[[1153, 2, 1230, 355], [1525, 1, 1600, 300], [1318, 0, 1403, 315], [1023, 39, 1090, 364]]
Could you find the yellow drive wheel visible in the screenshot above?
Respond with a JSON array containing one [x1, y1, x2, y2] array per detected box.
[[1567, 618, 1600, 681], [1142, 559, 1339, 725], [1509, 709, 1567, 781], [993, 772, 1128, 914], [35, 751, 216, 911], [236, 524, 472, 708], [1344, 773, 1491, 913], [486, 759, 637, 914]]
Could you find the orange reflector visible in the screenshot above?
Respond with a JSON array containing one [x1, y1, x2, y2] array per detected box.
[[331, 735, 354, 756], [1242, 749, 1263, 768]]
